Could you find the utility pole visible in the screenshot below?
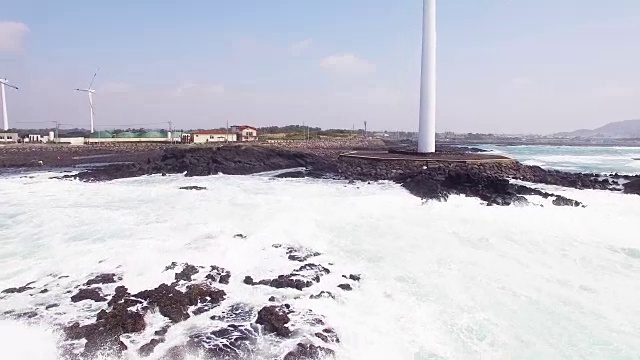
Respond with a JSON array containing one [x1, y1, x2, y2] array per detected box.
[[363, 121, 367, 138], [54, 121, 60, 143], [302, 120, 307, 142]]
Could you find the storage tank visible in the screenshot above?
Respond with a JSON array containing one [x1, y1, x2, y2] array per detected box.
[[140, 131, 165, 138], [115, 131, 136, 138], [88, 131, 113, 138]]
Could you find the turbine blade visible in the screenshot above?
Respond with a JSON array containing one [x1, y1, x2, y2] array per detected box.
[[88, 68, 100, 89], [5, 83, 18, 90]]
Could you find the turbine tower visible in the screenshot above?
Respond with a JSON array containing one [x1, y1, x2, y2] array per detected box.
[[418, 0, 436, 153], [74, 68, 99, 133], [0, 78, 19, 131]]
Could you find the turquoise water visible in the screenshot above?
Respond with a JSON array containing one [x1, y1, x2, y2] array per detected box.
[[479, 145, 640, 174]]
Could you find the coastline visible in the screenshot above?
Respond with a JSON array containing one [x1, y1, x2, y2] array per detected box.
[[2, 141, 640, 359], [3, 140, 636, 206]]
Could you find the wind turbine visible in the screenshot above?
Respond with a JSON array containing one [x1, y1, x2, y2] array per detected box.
[[74, 68, 99, 133], [418, 0, 436, 153], [0, 78, 18, 131]]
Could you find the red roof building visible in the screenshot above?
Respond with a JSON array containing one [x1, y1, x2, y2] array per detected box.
[[230, 125, 258, 142]]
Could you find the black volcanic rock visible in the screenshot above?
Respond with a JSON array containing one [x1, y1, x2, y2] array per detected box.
[[343, 274, 361, 282], [85, 273, 119, 286], [179, 186, 207, 191], [71, 288, 107, 303], [64, 301, 146, 357], [255, 276, 314, 291], [396, 164, 586, 207], [133, 283, 225, 323], [247, 263, 330, 291], [139, 338, 165, 357], [184, 283, 226, 306], [624, 178, 640, 195], [2, 281, 35, 294], [57, 144, 627, 206], [310, 291, 336, 300], [552, 195, 584, 207], [205, 265, 231, 285], [134, 284, 190, 323], [108, 286, 129, 306], [315, 328, 340, 343], [283, 342, 335, 360], [4, 262, 350, 360], [400, 175, 450, 202], [174, 264, 199, 282], [65, 145, 338, 182], [275, 170, 307, 178], [279, 245, 321, 262], [255, 305, 292, 337]]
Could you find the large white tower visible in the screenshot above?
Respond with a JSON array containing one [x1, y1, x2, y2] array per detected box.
[[0, 78, 19, 131], [418, 0, 437, 153]]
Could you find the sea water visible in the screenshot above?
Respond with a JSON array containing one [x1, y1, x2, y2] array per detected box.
[[480, 145, 640, 174], [0, 148, 639, 360]]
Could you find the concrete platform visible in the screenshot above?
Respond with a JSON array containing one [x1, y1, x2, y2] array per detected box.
[[338, 150, 513, 163]]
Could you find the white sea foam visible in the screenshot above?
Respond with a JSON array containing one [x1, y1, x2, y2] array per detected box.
[[1, 171, 640, 359], [0, 320, 60, 360]]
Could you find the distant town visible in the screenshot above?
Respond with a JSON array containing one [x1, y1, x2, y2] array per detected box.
[[1, 119, 640, 147]]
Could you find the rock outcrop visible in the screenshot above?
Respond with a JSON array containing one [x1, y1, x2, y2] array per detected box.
[[244, 263, 330, 291], [1, 246, 347, 360], [58, 145, 624, 207], [624, 178, 640, 195]]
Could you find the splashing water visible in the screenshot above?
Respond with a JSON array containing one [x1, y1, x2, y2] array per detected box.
[[0, 165, 639, 359], [0, 320, 60, 360]]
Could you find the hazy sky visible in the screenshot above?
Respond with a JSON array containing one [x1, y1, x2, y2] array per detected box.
[[1, 0, 639, 133]]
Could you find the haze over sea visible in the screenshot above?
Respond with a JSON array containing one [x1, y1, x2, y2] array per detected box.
[[1, 145, 639, 360]]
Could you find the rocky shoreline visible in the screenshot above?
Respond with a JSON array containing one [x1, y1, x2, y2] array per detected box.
[[50, 144, 640, 206], [0, 143, 167, 170], [2, 143, 639, 359], [1, 244, 353, 359]]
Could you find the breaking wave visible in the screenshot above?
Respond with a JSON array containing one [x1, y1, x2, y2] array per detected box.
[[0, 170, 639, 359]]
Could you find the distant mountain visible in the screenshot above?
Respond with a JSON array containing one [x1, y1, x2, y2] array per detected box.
[[557, 119, 640, 139]]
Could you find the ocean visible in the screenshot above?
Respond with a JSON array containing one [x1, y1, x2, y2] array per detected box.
[[480, 145, 640, 174], [1, 146, 639, 360]]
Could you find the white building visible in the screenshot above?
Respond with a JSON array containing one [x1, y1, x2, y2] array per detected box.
[[192, 131, 238, 144], [230, 126, 258, 141], [58, 137, 85, 145], [0, 132, 18, 143], [25, 134, 45, 143]]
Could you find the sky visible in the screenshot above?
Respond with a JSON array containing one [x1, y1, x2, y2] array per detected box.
[[1, 0, 639, 134]]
